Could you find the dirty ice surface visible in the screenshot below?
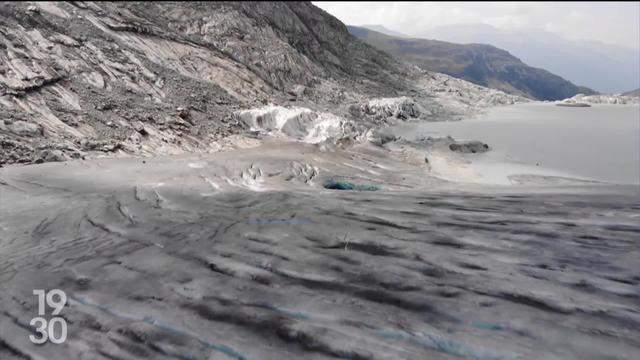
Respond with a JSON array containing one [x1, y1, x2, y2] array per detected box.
[[1, 138, 639, 360]]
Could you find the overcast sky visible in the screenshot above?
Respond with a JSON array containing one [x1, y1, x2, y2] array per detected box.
[[313, 2, 640, 50]]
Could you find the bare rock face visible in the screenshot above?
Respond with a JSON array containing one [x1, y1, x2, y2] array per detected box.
[[38, 149, 67, 162], [0, 1, 407, 164], [0, 2, 524, 165], [0, 119, 43, 137]]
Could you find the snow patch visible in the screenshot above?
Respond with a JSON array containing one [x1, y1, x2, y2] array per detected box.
[[236, 105, 346, 143], [558, 93, 640, 105]]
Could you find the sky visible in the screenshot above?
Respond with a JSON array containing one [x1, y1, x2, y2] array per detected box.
[[313, 2, 640, 50]]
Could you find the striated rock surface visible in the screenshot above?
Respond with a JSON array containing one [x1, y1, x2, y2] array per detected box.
[[0, 1, 405, 164], [0, 1, 526, 165]]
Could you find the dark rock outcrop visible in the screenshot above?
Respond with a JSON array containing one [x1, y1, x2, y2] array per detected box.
[[449, 141, 490, 154]]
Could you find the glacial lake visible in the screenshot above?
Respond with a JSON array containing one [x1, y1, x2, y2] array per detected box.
[[392, 102, 640, 185]]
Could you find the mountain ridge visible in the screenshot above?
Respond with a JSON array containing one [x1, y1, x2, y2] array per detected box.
[[421, 23, 640, 94], [348, 25, 596, 100]]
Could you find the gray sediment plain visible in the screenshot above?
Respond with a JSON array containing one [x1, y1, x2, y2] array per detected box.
[[1, 141, 639, 360]]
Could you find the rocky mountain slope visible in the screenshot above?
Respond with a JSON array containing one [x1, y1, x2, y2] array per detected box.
[[422, 23, 640, 94], [0, 2, 523, 165], [348, 25, 596, 101], [359, 24, 409, 38]]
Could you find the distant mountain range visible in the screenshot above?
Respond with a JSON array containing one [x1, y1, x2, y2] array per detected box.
[[624, 88, 640, 97], [359, 24, 409, 38], [421, 24, 640, 94], [348, 26, 596, 101]]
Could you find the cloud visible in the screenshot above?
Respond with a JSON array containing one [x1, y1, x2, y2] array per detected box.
[[313, 1, 640, 50]]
